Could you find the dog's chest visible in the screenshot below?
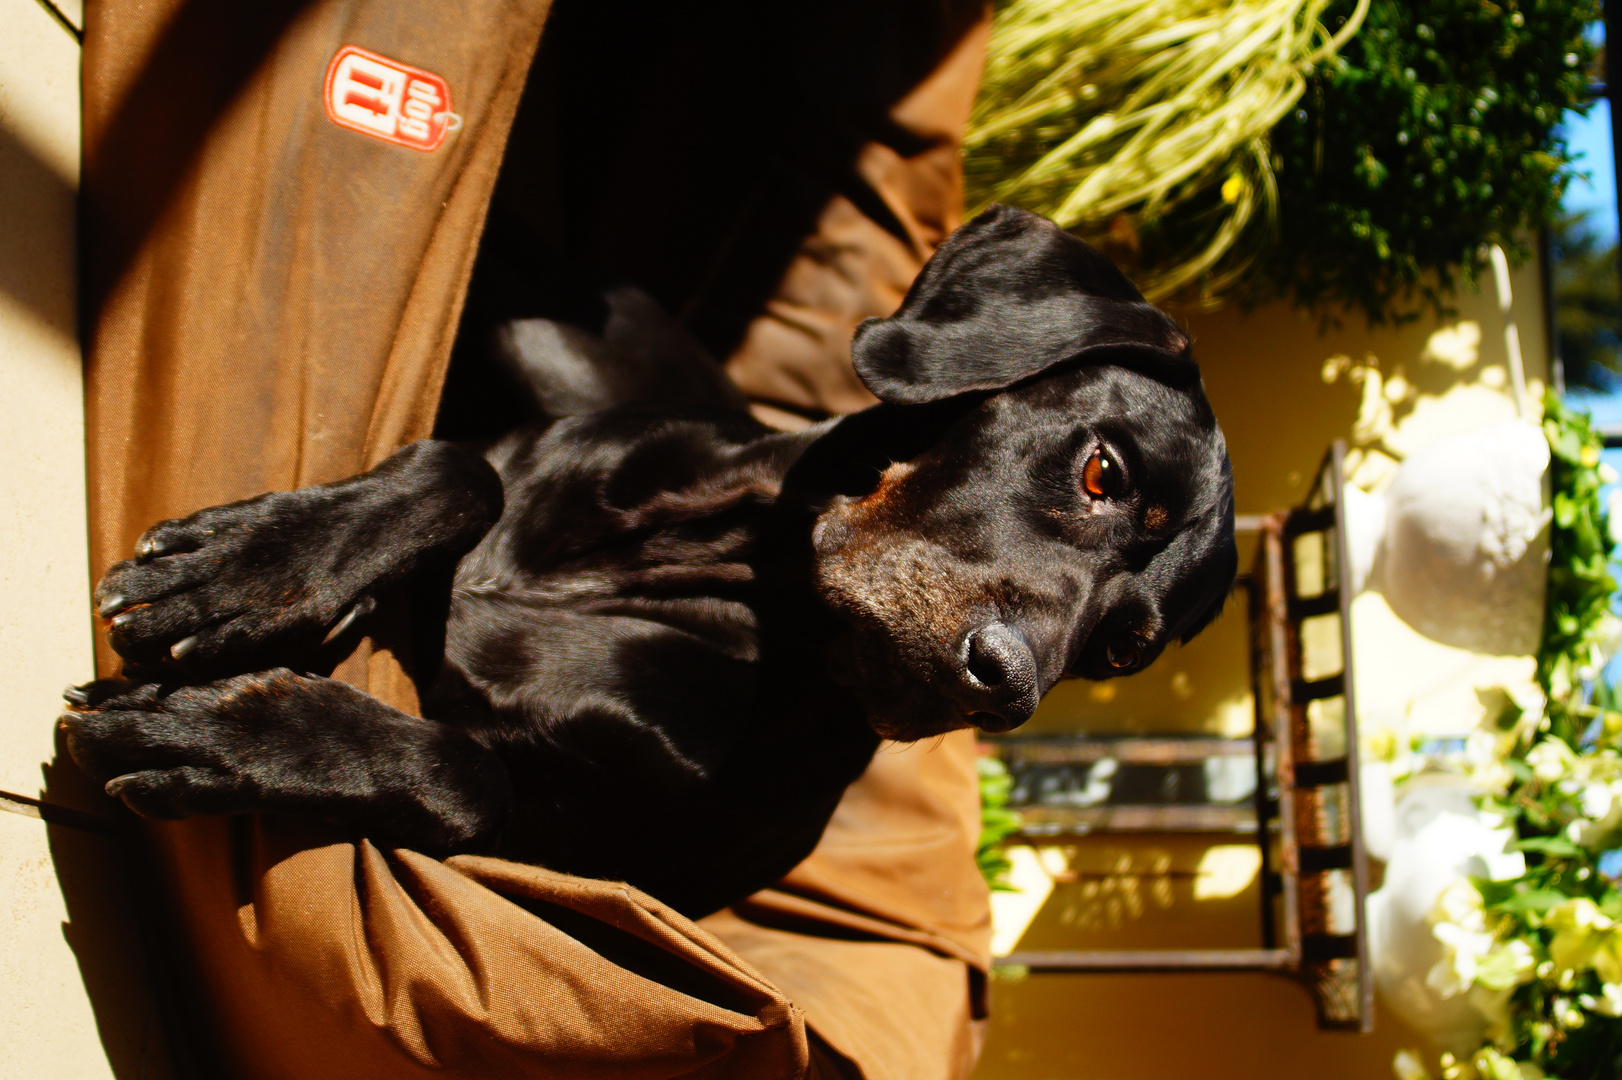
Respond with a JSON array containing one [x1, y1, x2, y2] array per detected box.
[[440, 418, 843, 733]]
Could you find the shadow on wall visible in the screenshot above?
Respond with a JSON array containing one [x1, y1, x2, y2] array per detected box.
[[0, 122, 75, 340], [39, 748, 189, 1079]]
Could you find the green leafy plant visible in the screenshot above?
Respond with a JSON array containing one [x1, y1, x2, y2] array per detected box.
[[1256, 0, 1598, 323], [965, 0, 1597, 323], [965, 0, 1367, 302], [1403, 394, 1622, 1080], [978, 755, 1023, 891], [1540, 391, 1620, 720]]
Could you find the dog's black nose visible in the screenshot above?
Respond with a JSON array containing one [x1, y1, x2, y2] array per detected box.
[[964, 623, 1040, 731]]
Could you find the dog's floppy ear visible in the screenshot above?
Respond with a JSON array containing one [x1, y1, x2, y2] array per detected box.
[[851, 205, 1195, 405]]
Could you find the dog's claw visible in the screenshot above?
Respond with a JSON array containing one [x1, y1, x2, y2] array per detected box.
[[322, 595, 376, 646], [63, 683, 91, 707], [170, 635, 199, 661], [135, 536, 157, 561], [97, 593, 126, 618]]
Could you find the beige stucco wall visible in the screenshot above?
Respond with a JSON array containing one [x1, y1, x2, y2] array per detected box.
[[0, 1, 173, 1075], [975, 259, 1550, 1077]]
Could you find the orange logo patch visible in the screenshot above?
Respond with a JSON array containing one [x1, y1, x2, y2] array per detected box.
[[324, 46, 460, 152]]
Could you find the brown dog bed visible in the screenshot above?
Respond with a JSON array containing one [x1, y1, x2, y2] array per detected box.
[[80, 1, 994, 1076]]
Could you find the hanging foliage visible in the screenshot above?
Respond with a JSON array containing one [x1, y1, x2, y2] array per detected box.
[[965, 0, 1598, 323], [1256, 0, 1599, 323]]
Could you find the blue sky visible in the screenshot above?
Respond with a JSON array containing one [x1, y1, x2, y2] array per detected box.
[[1560, 77, 1620, 422], [1561, 97, 1618, 243], [1562, 20, 1615, 242]]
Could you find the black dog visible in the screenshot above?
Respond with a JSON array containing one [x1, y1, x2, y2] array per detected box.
[[63, 207, 1237, 918]]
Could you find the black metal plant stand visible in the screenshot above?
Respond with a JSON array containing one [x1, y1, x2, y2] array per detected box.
[[991, 443, 1373, 1033]]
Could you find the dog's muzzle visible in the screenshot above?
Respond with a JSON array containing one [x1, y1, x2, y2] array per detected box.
[[961, 623, 1040, 732]]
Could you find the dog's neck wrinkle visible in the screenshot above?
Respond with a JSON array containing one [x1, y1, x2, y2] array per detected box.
[[462, 422, 840, 650]]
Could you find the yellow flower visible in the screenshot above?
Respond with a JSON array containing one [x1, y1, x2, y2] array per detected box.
[[1547, 898, 1622, 982], [1475, 939, 1536, 991], [1472, 1048, 1542, 1080], [1368, 726, 1400, 762], [1220, 173, 1244, 204]]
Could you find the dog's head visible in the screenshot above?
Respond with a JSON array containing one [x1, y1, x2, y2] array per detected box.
[[812, 205, 1237, 742]]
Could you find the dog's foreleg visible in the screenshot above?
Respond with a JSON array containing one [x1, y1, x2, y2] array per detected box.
[[96, 440, 504, 673], [62, 669, 510, 854]]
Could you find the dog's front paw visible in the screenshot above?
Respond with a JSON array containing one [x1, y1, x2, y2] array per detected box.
[[61, 670, 509, 851], [60, 669, 334, 819], [95, 493, 376, 671]]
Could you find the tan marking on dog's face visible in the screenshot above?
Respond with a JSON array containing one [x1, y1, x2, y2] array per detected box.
[[840, 461, 915, 516], [811, 459, 1003, 739], [1145, 504, 1168, 531], [817, 464, 985, 662]]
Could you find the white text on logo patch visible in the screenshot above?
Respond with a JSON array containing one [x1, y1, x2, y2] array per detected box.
[[324, 46, 459, 152]]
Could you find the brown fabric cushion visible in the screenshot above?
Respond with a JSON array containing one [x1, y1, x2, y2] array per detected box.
[[706, 732, 991, 1080], [80, 0, 993, 1076], [701, 911, 980, 1080], [747, 734, 992, 973], [722, 17, 993, 420], [148, 818, 818, 1078]]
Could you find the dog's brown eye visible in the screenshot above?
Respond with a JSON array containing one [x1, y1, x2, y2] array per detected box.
[[1106, 642, 1140, 670], [1082, 450, 1120, 500]]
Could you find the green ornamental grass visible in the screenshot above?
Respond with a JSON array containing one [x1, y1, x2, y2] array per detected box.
[[965, 0, 1597, 323]]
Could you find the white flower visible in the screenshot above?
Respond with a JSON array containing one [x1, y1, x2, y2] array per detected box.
[[1393, 1049, 1431, 1080], [1595, 614, 1622, 666], [1427, 882, 1495, 997], [1465, 729, 1514, 795], [1570, 781, 1622, 850], [1433, 879, 1488, 932], [1580, 983, 1622, 1017], [1504, 683, 1547, 718], [1527, 738, 1577, 783], [1550, 661, 1574, 703], [1429, 920, 1497, 996], [1573, 750, 1618, 786], [1470, 813, 1526, 881]]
